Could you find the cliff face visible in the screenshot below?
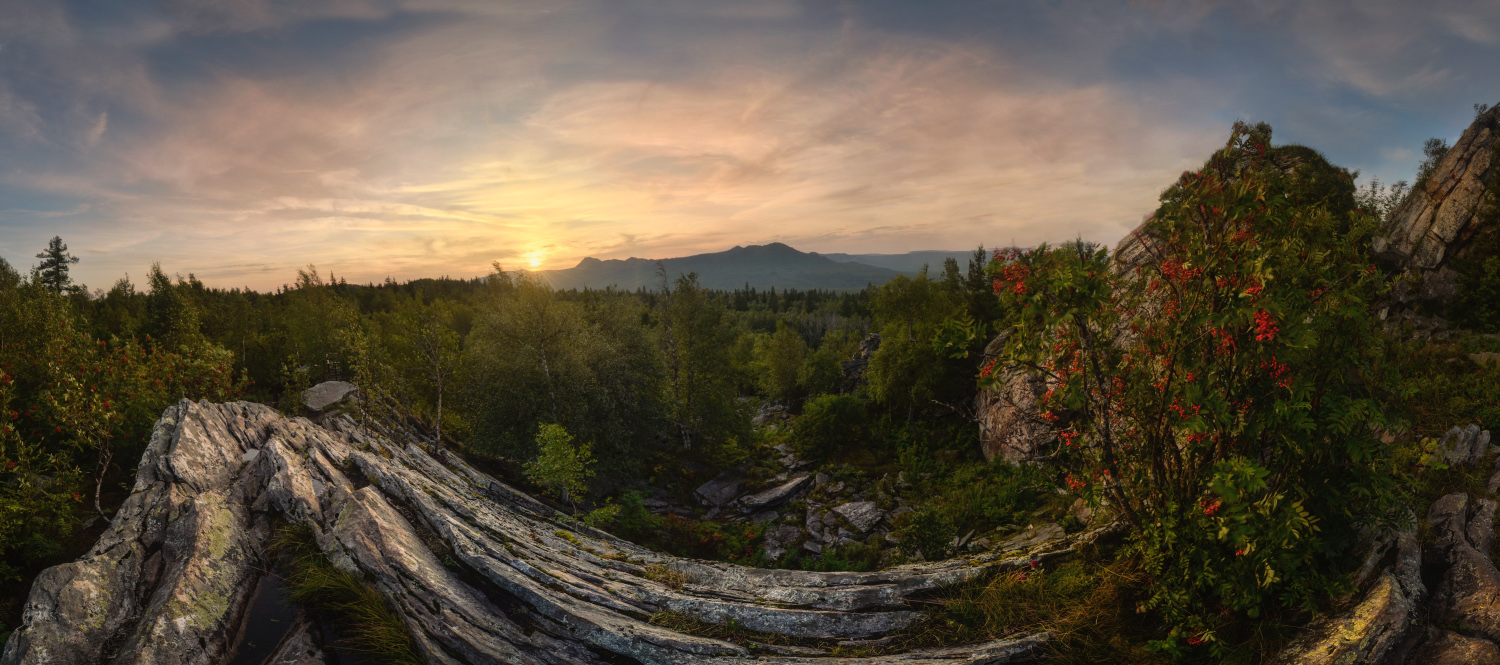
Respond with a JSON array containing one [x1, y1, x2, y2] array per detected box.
[[1373, 105, 1500, 304], [0, 399, 1054, 665]]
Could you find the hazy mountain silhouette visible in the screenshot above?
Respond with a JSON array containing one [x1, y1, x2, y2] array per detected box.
[[820, 250, 990, 275], [538, 242, 905, 291]]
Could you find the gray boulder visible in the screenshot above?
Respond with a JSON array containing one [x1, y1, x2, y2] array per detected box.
[[695, 466, 746, 507], [832, 501, 885, 533], [762, 525, 803, 560], [301, 381, 357, 413], [739, 473, 812, 511], [1437, 424, 1491, 466]]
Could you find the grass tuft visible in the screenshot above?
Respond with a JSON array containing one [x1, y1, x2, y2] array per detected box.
[[642, 564, 690, 590], [269, 524, 425, 665]]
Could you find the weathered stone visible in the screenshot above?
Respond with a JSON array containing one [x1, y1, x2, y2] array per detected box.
[[739, 473, 812, 511], [301, 381, 357, 413], [1472, 498, 1499, 555], [264, 618, 331, 665], [752, 403, 789, 427], [1273, 524, 1424, 665], [1437, 425, 1491, 466], [1411, 628, 1500, 665], [1473, 352, 1500, 366], [763, 525, 804, 560], [833, 501, 885, 533], [997, 524, 1066, 554], [974, 358, 1056, 462], [1428, 493, 1500, 645], [1373, 104, 1500, 306], [1, 401, 1056, 665], [695, 466, 746, 506]]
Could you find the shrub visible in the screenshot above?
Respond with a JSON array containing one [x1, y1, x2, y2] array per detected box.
[[978, 122, 1401, 650], [895, 507, 956, 561], [524, 423, 594, 504], [792, 394, 868, 459]]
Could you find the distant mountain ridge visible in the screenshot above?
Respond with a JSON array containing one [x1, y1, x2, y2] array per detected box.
[[821, 249, 992, 275], [538, 242, 906, 291]]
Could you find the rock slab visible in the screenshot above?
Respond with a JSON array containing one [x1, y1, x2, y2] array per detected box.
[[0, 400, 1049, 665]]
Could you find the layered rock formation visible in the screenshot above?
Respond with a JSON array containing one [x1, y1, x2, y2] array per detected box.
[[1274, 425, 1500, 665], [1373, 105, 1500, 304], [0, 399, 1052, 665]]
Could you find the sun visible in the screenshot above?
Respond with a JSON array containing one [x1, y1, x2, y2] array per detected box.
[[525, 250, 545, 269]]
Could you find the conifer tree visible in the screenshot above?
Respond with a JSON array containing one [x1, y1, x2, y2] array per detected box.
[[35, 236, 80, 294]]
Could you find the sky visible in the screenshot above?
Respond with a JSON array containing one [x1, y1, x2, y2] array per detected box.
[[2, 1, 1499, 291]]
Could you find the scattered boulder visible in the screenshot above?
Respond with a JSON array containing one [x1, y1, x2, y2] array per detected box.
[[975, 334, 1056, 463], [751, 402, 789, 427], [832, 501, 884, 533], [696, 465, 747, 507], [1428, 493, 1500, 645], [762, 525, 803, 560], [739, 473, 813, 512], [1436, 424, 1492, 466], [301, 380, 357, 413]]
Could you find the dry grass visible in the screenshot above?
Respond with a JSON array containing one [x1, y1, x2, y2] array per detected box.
[[892, 558, 1167, 665], [642, 563, 690, 590], [269, 525, 425, 665]]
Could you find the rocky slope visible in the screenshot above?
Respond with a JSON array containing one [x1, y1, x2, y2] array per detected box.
[[0, 397, 1059, 665], [1373, 105, 1500, 305], [1273, 425, 1500, 665]]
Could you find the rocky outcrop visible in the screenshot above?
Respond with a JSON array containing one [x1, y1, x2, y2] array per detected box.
[[975, 334, 1055, 463], [1373, 105, 1499, 304], [1275, 424, 1500, 665], [0, 398, 1050, 665], [840, 334, 882, 393]]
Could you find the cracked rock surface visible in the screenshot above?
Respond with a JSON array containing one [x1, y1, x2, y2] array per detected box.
[[0, 400, 1048, 665]]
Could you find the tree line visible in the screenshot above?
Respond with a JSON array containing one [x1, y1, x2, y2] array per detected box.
[[0, 238, 1005, 586]]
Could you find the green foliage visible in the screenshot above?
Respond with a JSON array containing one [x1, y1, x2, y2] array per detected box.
[[792, 394, 868, 459], [799, 328, 859, 396], [269, 525, 424, 665], [282, 266, 365, 384], [464, 273, 662, 476], [656, 269, 747, 451], [142, 263, 208, 353], [1353, 176, 1410, 224], [984, 121, 1401, 647], [524, 423, 595, 503], [377, 292, 465, 439], [1415, 137, 1451, 186], [588, 490, 765, 562], [894, 508, 955, 561], [925, 461, 1046, 533], [756, 321, 806, 402]]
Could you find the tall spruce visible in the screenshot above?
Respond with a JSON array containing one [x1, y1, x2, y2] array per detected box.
[[35, 236, 80, 294]]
